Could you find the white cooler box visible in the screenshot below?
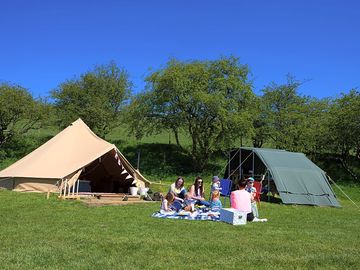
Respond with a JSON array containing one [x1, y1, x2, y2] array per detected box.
[[220, 208, 247, 225]]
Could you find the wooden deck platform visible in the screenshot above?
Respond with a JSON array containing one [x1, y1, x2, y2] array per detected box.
[[84, 199, 157, 206], [59, 192, 158, 206]]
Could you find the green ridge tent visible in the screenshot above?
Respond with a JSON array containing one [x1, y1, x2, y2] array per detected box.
[[224, 147, 340, 207]]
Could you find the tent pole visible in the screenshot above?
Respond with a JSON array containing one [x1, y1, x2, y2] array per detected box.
[[239, 147, 242, 181], [72, 180, 75, 197], [252, 150, 255, 178], [63, 181, 67, 198], [227, 152, 252, 179], [217, 148, 241, 178], [59, 179, 62, 198], [228, 151, 231, 179], [60, 179, 65, 197], [65, 180, 68, 197], [267, 170, 270, 202], [137, 149, 141, 170]]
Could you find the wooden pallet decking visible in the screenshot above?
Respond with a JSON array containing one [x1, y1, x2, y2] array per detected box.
[[59, 192, 158, 206], [84, 199, 157, 206], [82, 193, 157, 206]]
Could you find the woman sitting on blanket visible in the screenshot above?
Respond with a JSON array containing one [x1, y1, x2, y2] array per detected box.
[[169, 176, 187, 202], [189, 176, 211, 207], [160, 192, 175, 214]]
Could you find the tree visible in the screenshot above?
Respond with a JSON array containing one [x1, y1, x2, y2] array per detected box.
[[324, 90, 360, 181], [52, 61, 131, 137], [0, 83, 46, 147], [256, 76, 312, 151], [297, 98, 331, 154], [127, 56, 255, 171], [251, 96, 271, 148]]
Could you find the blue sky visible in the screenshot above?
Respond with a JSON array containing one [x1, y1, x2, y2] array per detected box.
[[1, 0, 359, 98]]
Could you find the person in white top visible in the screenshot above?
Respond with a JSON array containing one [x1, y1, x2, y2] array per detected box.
[[160, 192, 175, 214], [168, 176, 186, 202]]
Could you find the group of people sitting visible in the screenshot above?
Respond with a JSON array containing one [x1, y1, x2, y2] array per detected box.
[[160, 176, 223, 214], [160, 175, 267, 222]]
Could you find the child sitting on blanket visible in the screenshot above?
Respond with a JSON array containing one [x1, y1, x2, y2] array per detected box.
[[160, 192, 175, 214], [182, 192, 196, 212], [210, 190, 222, 211]]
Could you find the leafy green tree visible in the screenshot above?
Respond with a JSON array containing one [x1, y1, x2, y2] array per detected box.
[[0, 83, 46, 147], [297, 98, 331, 154], [251, 96, 271, 148], [127, 57, 255, 171], [52, 62, 131, 137], [324, 90, 360, 181], [256, 77, 312, 151]]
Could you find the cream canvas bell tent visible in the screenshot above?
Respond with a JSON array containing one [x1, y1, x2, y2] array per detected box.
[[0, 119, 150, 193]]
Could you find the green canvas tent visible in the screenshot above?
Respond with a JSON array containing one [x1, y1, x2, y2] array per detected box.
[[224, 147, 340, 207]]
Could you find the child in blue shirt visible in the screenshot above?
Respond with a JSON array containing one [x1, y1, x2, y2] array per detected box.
[[210, 190, 222, 211]]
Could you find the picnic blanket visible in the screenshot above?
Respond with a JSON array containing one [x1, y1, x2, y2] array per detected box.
[[152, 208, 220, 221]]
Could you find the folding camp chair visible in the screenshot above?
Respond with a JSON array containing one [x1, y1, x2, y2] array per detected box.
[[219, 178, 232, 207]]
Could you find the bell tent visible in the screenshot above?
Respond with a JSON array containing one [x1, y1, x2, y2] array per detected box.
[[224, 147, 340, 207], [0, 119, 150, 193]]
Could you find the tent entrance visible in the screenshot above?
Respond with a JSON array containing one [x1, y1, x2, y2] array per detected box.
[[224, 148, 278, 200], [224, 148, 267, 182], [78, 150, 135, 193]]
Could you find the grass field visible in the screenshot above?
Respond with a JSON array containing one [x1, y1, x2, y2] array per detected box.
[[0, 184, 359, 270], [1, 124, 360, 269]]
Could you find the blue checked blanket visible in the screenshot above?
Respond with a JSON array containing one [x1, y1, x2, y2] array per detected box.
[[152, 209, 220, 221]]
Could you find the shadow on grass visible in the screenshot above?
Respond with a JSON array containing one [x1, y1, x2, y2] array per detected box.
[[260, 194, 282, 204]]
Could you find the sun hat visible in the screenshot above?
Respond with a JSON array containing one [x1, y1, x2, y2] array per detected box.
[[212, 176, 220, 182], [247, 177, 255, 182]]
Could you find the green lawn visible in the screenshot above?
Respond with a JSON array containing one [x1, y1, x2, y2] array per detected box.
[[0, 185, 359, 269], [1, 125, 360, 269]]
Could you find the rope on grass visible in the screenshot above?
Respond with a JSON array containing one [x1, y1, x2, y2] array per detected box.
[[328, 176, 360, 210]]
